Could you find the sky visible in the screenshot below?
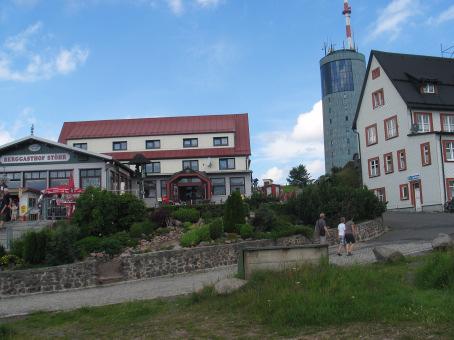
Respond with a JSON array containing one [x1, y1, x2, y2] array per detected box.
[[1, 0, 454, 184]]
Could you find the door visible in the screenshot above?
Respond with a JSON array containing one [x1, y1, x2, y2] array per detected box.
[[411, 181, 423, 212]]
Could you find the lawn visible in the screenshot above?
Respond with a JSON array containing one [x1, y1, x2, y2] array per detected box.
[[1, 253, 454, 339]]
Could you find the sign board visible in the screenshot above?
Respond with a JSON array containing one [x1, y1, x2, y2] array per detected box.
[[0, 153, 70, 164], [408, 174, 420, 181]]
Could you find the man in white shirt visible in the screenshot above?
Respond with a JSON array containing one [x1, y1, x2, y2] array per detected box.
[[337, 217, 346, 256]]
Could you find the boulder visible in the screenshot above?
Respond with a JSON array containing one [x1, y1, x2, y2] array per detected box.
[[372, 246, 405, 263], [432, 233, 454, 251], [214, 278, 247, 295]]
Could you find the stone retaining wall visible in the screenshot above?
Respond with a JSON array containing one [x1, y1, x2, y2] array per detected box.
[[0, 260, 97, 297], [0, 219, 385, 297], [325, 218, 386, 245]]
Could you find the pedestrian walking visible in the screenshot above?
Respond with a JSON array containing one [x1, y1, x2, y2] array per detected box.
[[314, 213, 330, 245], [0, 188, 12, 229], [337, 217, 347, 256], [344, 218, 357, 256]]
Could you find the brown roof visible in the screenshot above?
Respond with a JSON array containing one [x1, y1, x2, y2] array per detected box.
[[58, 113, 251, 160]]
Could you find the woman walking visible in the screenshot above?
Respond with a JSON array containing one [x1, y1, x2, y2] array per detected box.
[[344, 219, 356, 256]]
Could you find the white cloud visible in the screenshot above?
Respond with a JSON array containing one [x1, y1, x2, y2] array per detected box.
[[368, 0, 420, 41], [194, 0, 222, 8], [12, 0, 40, 8], [428, 5, 454, 25], [260, 166, 285, 184], [255, 100, 325, 181], [0, 107, 37, 146], [0, 22, 89, 82], [166, 0, 183, 15]]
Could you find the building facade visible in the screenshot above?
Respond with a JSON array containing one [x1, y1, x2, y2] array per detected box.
[[353, 50, 454, 212], [58, 114, 252, 206], [320, 49, 366, 172]]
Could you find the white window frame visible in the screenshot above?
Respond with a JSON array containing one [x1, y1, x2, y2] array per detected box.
[[442, 115, 454, 132], [370, 158, 379, 177], [366, 125, 377, 146], [445, 142, 454, 161], [385, 117, 398, 139], [422, 83, 435, 94], [416, 113, 431, 132]]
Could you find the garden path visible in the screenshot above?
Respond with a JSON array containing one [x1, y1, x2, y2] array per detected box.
[[0, 239, 432, 319]]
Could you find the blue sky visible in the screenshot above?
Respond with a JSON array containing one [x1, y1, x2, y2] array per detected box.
[[1, 0, 454, 183]]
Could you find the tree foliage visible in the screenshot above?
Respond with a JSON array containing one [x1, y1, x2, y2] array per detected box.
[[287, 164, 312, 187], [223, 191, 246, 233]]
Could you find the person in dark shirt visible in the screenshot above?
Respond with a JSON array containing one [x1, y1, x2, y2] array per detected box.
[[0, 188, 12, 229], [314, 213, 330, 244]]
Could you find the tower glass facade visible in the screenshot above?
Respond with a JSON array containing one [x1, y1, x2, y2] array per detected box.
[[320, 49, 366, 173]]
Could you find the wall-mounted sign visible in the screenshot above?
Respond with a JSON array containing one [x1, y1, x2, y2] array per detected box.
[[0, 153, 70, 164], [28, 144, 42, 152], [408, 174, 421, 181]]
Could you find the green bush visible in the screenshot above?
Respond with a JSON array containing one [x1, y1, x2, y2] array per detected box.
[[239, 224, 253, 239], [0, 324, 16, 338], [110, 231, 137, 248], [45, 223, 81, 266], [130, 221, 156, 239], [0, 254, 23, 269], [23, 229, 51, 265], [180, 226, 211, 247], [0, 244, 5, 257], [155, 227, 170, 236], [208, 218, 224, 240], [73, 187, 147, 237], [224, 191, 246, 233], [415, 251, 454, 290], [182, 222, 192, 231], [76, 236, 123, 257], [172, 208, 200, 223], [252, 204, 279, 232], [10, 238, 25, 258]]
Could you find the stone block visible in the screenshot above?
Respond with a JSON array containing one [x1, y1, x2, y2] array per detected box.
[[432, 233, 454, 251], [373, 246, 405, 263], [214, 278, 247, 295]]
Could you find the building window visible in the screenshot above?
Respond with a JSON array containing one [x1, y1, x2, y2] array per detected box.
[[384, 116, 398, 140], [400, 184, 409, 201], [420, 142, 431, 166], [230, 177, 245, 194], [320, 59, 354, 97], [397, 149, 407, 171], [49, 170, 72, 187], [145, 162, 161, 174], [447, 178, 454, 200], [213, 137, 228, 146], [183, 138, 198, 148], [421, 83, 436, 94], [212, 177, 226, 195], [219, 158, 235, 170], [443, 141, 454, 162], [144, 180, 157, 199], [0, 172, 21, 189], [345, 116, 349, 121], [373, 188, 386, 202], [160, 180, 167, 197], [441, 114, 454, 132], [365, 124, 378, 146], [384, 153, 394, 174], [145, 140, 160, 149], [24, 171, 47, 191], [372, 67, 380, 80], [80, 169, 101, 189], [182, 160, 199, 171], [73, 143, 87, 150], [372, 89, 385, 109], [113, 141, 127, 151], [368, 157, 380, 178], [413, 112, 433, 133]]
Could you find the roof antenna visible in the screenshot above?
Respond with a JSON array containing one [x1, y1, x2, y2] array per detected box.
[[342, 0, 354, 50], [30, 124, 34, 136]]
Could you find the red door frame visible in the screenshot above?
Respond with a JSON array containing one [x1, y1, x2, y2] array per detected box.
[[409, 180, 423, 207]]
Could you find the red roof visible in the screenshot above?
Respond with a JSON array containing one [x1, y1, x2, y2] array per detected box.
[[58, 114, 251, 160]]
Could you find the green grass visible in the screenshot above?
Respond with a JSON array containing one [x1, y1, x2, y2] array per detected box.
[[3, 254, 454, 339]]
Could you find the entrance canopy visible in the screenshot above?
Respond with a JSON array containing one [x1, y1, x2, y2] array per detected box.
[[166, 169, 212, 202]]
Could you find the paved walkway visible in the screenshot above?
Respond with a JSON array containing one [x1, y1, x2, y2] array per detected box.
[[0, 239, 433, 318]]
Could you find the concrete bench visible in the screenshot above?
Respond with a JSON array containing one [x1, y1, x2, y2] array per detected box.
[[238, 244, 329, 279]]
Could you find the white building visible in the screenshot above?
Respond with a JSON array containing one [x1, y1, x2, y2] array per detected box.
[[353, 51, 454, 212], [58, 114, 252, 206]]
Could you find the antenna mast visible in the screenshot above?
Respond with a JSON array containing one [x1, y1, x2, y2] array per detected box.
[[342, 0, 354, 50]]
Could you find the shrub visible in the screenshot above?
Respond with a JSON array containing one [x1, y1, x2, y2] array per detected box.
[[209, 218, 224, 240], [151, 208, 171, 227], [99, 238, 123, 256], [415, 251, 454, 290], [110, 231, 137, 248], [252, 204, 279, 232], [0, 244, 5, 257], [182, 222, 192, 231], [224, 191, 246, 233], [130, 221, 156, 239], [23, 229, 51, 265], [155, 227, 170, 236], [180, 226, 211, 247], [172, 208, 200, 223], [239, 224, 253, 239], [73, 187, 147, 237], [76, 236, 123, 257], [10, 238, 25, 258], [45, 223, 81, 266], [0, 254, 23, 269]]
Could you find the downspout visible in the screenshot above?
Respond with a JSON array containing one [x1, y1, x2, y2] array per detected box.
[[439, 133, 447, 205]]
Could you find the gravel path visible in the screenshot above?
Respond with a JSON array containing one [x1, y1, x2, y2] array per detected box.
[[0, 240, 433, 318]]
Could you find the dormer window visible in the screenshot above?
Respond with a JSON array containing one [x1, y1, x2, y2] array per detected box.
[[422, 83, 436, 94]]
